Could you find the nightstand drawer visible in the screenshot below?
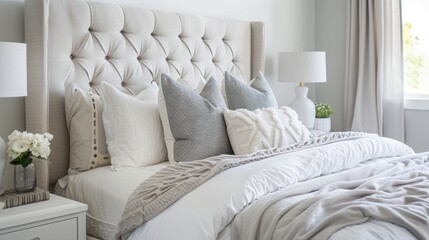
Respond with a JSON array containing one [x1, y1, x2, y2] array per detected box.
[[0, 218, 77, 240]]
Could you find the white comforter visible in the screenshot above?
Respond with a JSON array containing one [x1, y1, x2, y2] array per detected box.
[[128, 134, 426, 240]]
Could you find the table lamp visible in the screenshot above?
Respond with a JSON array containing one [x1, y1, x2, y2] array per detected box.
[[0, 42, 27, 196], [278, 51, 326, 129]]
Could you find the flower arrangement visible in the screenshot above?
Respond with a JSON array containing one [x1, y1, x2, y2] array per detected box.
[[315, 102, 334, 118], [7, 130, 53, 168]]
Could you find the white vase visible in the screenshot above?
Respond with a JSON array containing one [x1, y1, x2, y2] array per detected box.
[[314, 118, 331, 132]]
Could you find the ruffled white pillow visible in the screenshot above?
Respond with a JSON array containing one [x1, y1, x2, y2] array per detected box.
[[224, 107, 309, 155]]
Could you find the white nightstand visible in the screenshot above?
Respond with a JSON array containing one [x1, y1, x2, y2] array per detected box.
[[0, 194, 87, 240]]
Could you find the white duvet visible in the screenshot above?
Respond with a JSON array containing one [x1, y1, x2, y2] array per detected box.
[[127, 135, 425, 240]]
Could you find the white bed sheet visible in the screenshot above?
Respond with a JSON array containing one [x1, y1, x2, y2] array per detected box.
[[54, 162, 169, 239]]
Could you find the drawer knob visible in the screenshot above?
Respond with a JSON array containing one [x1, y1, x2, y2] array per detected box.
[[30, 238, 40, 240]]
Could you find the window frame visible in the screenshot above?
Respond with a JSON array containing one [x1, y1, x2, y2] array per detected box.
[[401, 0, 429, 107], [404, 94, 429, 110]]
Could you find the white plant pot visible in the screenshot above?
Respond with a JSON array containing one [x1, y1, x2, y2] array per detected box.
[[314, 118, 331, 132]]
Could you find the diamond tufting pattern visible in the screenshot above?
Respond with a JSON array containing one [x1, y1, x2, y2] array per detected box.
[[25, 0, 265, 187], [63, 2, 253, 95]]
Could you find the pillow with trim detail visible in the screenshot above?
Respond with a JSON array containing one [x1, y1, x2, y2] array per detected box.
[[65, 82, 110, 173]]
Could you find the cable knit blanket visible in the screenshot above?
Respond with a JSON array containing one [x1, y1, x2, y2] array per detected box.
[[117, 131, 371, 239]]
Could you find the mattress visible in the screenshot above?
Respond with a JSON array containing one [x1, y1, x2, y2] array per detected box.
[[54, 162, 169, 239]]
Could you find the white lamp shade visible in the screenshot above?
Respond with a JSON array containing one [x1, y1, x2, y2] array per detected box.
[[278, 51, 326, 83], [0, 42, 27, 97]]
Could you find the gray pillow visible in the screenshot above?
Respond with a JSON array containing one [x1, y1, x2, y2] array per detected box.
[[225, 71, 278, 110], [159, 74, 233, 162]]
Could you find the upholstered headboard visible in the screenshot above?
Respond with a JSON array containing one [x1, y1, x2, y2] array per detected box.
[[24, 0, 265, 189]]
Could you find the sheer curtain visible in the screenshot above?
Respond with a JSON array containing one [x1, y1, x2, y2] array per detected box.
[[344, 0, 404, 141]]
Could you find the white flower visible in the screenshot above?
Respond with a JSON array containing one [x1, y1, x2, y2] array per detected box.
[[44, 133, 53, 141], [7, 130, 53, 162], [7, 130, 20, 142], [39, 143, 51, 159], [12, 140, 30, 153], [7, 150, 20, 160]]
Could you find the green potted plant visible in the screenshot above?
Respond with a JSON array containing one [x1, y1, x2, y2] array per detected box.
[[314, 102, 334, 132]]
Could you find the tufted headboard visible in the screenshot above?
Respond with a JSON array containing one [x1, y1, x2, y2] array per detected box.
[[24, 0, 265, 189]]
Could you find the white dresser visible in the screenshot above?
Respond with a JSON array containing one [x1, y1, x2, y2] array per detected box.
[[0, 194, 87, 240]]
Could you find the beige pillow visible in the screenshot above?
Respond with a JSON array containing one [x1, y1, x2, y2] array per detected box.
[[65, 83, 110, 173], [223, 107, 310, 155]]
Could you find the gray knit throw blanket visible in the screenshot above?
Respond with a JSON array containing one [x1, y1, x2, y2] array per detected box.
[[117, 131, 368, 239]]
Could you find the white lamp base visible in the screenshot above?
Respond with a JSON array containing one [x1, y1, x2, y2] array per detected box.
[[0, 137, 7, 196], [289, 86, 315, 129]]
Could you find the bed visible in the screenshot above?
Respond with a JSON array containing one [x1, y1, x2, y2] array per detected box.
[[24, 0, 429, 239]]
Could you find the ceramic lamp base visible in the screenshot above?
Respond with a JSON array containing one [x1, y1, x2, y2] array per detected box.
[[289, 86, 315, 129]]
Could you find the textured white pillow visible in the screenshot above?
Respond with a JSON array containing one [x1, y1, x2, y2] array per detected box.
[[64, 83, 110, 173], [99, 82, 167, 170], [223, 107, 310, 155]]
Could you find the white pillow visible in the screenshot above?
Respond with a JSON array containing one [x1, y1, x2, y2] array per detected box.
[[223, 107, 310, 155], [177, 75, 207, 93], [99, 82, 167, 170], [64, 83, 110, 173]]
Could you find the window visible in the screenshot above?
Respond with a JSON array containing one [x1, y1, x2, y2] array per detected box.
[[402, 1, 429, 96], [402, 0, 429, 109]]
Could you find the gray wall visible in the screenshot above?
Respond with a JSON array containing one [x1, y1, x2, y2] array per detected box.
[[0, 1, 26, 140], [0, 0, 315, 190], [314, 0, 429, 153], [405, 110, 429, 152], [314, 0, 347, 131]]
